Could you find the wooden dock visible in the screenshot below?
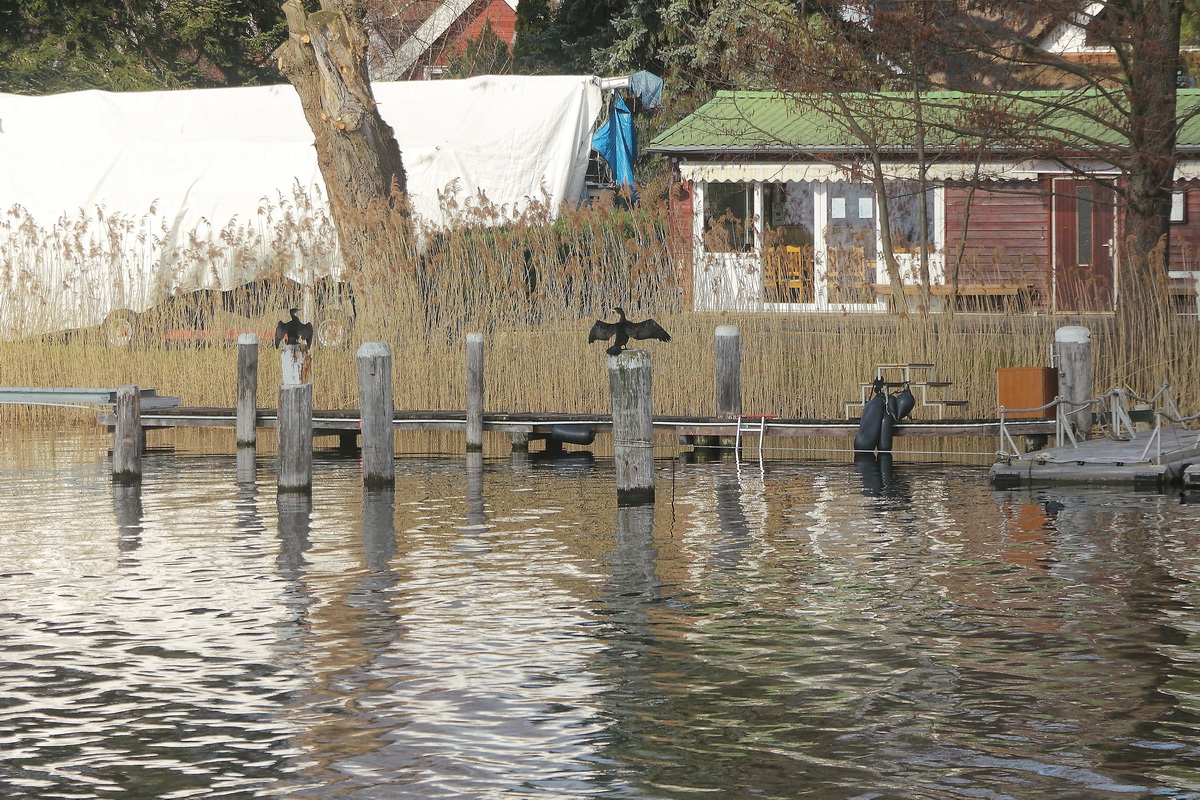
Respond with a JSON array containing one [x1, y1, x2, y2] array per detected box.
[[96, 405, 1054, 449], [991, 426, 1200, 489]]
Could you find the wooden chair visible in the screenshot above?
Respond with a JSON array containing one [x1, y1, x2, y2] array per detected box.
[[763, 245, 813, 303]]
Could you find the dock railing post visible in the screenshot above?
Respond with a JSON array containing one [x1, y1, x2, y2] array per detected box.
[[466, 332, 484, 452], [113, 384, 142, 484], [608, 349, 655, 505], [237, 333, 259, 447], [357, 341, 395, 487], [1055, 325, 1092, 441]]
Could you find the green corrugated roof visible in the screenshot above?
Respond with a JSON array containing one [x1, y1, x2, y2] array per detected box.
[[648, 89, 1200, 155]]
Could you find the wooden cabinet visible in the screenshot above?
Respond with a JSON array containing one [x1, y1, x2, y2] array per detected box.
[[997, 367, 1057, 419]]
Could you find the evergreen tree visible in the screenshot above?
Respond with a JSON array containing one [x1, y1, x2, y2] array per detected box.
[[0, 0, 287, 94]]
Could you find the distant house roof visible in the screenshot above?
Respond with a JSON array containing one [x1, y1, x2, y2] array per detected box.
[[647, 89, 1200, 159], [369, 0, 518, 81]]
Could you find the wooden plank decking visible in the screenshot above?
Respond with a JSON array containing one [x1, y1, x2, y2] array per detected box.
[[97, 406, 1054, 442]]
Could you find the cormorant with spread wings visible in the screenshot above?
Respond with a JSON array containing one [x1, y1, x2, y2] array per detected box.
[[588, 307, 671, 356], [274, 308, 314, 348]]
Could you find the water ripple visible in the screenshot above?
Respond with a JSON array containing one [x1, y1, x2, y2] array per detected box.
[[1, 434, 1200, 797]]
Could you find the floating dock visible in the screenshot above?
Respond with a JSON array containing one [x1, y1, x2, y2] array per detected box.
[[991, 427, 1200, 489]]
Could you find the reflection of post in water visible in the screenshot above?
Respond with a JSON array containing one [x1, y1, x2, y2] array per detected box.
[[112, 483, 144, 557], [465, 451, 488, 531], [713, 468, 751, 571], [611, 504, 661, 610], [276, 492, 313, 581], [236, 446, 257, 487], [361, 488, 397, 574], [230, 455, 266, 556]]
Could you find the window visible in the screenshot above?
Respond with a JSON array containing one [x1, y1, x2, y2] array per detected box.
[[1172, 189, 1187, 223], [885, 182, 936, 253], [703, 182, 752, 252], [1077, 184, 1093, 265]]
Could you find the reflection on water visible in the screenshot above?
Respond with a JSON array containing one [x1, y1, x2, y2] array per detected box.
[[2, 429, 1200, 798]]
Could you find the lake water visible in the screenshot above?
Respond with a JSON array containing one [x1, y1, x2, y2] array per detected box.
[[3, 428, 1200, 799]]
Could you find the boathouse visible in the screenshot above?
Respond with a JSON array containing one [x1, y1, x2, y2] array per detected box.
[[647, 89, 1200, 314]]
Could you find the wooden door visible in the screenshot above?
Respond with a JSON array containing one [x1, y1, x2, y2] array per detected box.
[[1053, 178, 1115, 312]]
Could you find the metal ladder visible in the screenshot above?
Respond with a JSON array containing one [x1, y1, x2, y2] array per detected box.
[[734, 415, 773, 465]]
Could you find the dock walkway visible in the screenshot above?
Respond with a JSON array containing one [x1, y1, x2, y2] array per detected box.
[[96, 405, 1053, 448]]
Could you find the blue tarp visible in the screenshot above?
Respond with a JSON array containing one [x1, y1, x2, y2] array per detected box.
[[629, 71, 663, 109], [591, 94, 637, 200]]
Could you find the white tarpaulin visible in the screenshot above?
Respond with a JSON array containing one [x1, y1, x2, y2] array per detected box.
[[0, 74, 603, 337]]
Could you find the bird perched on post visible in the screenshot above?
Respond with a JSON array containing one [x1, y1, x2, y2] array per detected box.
[[588, 307, 671, 356], [274, 308, 314, 348]]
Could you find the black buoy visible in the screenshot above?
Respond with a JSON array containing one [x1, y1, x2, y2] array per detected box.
[[879, 405, 896, 452], [853, 390, 886, 452], [549, 424, 596, 445], [588, 307, 671, 356], [894, 383, 916, 420]]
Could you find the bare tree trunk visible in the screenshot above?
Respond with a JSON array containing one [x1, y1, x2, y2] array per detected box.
[[1115, 0, 1183, 387], [868, 153, 908, 318], [274, 0, 410, 278]]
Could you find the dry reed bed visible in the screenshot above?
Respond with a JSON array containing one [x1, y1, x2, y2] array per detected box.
[[4, 313, 1199, 430], [3, 191, 1200, 431]]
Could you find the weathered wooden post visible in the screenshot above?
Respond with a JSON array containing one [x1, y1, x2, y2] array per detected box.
[[1056, 325, 1093, 440], [278, 383, 312, 491], [113, 385, 142, 483], [280, 342, 310, 386], [608, 349, 655, 505], [237, 333, 259, 447], [357, 341, 394, 487], [715, 325, 741, 418], [466, 332, 484, 452]]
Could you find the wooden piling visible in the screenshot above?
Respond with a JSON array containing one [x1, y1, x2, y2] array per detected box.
[[280, 343, 310, 386], [236, 333, 259, 446], [1055, 325, 1092, 440], [608, 349, 655, 505], [715, 325, 741, 418], [466, 332, 484, 452], [113, 384, 142, 484], [356, 342, 395, 487], [278, 382, 313, 492]]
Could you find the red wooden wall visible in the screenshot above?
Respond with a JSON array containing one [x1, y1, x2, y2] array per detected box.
[[943, 182, 1052, 299]]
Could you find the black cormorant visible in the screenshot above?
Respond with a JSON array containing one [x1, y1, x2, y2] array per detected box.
[[274, 308, 314, 348], [587, 307, 671, 356]]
